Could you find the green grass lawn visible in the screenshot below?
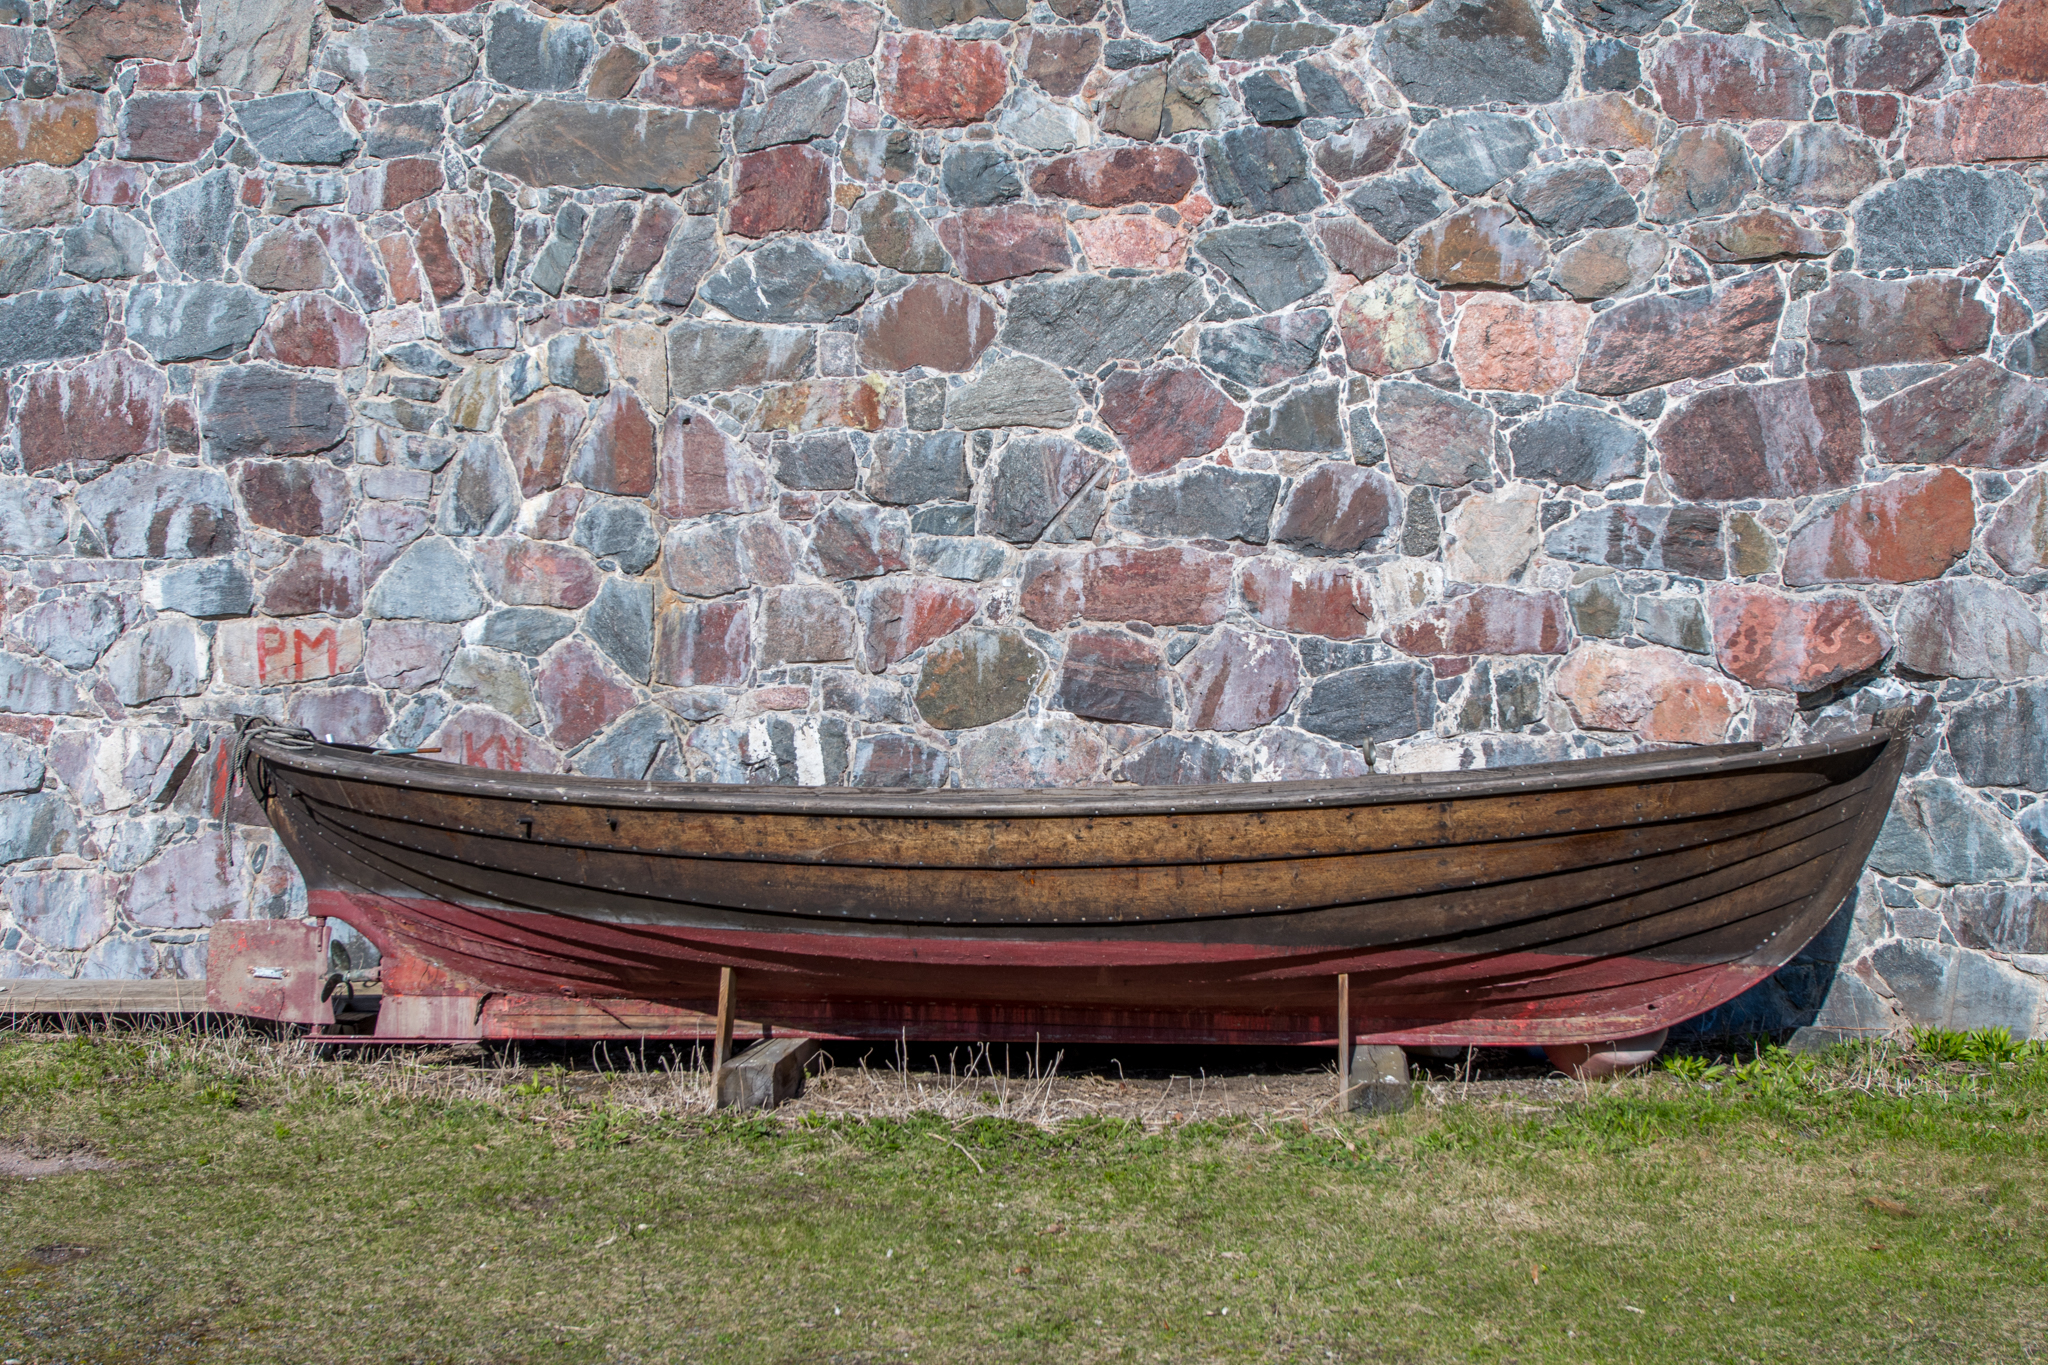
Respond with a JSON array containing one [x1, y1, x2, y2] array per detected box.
[[2, 1028, 2044, 1364]]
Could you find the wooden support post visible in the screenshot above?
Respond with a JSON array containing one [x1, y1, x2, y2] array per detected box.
[[711, 967, 736, 1098], [1336, 973, 1351, 1109]]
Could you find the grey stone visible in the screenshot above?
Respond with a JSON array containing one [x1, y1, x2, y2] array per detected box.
[[1378, 381, 1494, 486], [0, 231, 52, 295], [1584, 35, 1642, 87], [1203, 126, 1323, 215], [868, 430, 970, 504], [1509, 161, 1637, 236], [1412, 112, 1539, 196], [1401, 488, 1441, 557], [942, 144, 1022, 206], [1344, 1044, 1412, 1115], [123, 282, 267, 363], [0, 653, 90, 718], [0, 285, 108, 369], [60, 209, 149, 280], [735, 73, 847, 152], [1294, 61, 1363, 118], [1299, 661, 1435, 746], [364, 103, 445, 158], [573, 497, 660, 573], [150, 169, 240, 279], [152, 560, 253, 618], [367, 537, 486, 621], [1574, 0, 1682, 33], [586, 577, 654, 682], [235, 91, 361, 164], [1759, 123, 1883, 208], [1198, 309, 1329, 387], [978, 434, 1106, 544], [14, 597, 121, 668], [545, 332, 609, 395], [437, 438, 520, 537], [77, 464, 237, 560], [947, 354, 1080, 429], [1001, 273, 1208, 372], [485, 7, 594, 91], [102, 618, 210, 705], [1248, 382, 1345, 452], [1869, 940, 2044, 1033], [481, 100, 722, 192], [699, 240, 875, 322], [1871, 777, 2029, 884], [1896, 580, 2046, 682], [1949, 884, 2048, 956], [0, 733, 43, 795], [2007, 247, 2048, 311], [477, 607, 577, 657], [1117, 732, 1249, 784], [1375, 0, 1574, 107], [1855, 168, 2032, 272], [0, 477, 67, 556], [1124, 0, 1251, 40], [1240, 70, 1307, 125], [668, 321, 814, 396], [1105, 37, 1174, 67], [528, 203, 587, 298], [916, 535, 1007, 580], [2022, 805, 2048, 860], [1344, 170, 1452, 243], [575, 706, 685, 781], [654, 214, 721, 308], [1508, 405, 1646, 488], [766, 432, 851, 491], [851, 191, 952, 273], [201, 364, 350, 460], [1646, 126, 1756, 224], [1946, 682, 2048, 791], [1632, 594, 1710, 653], [1568, 574, 1628, 637], [321, 17, 478, 102], [0, 794, 82, 865], [1109, 464, 1280, 543], [197, 0, 321, 95], [1195, 221, 1326, 312], [1544, 504, 1726, 578]]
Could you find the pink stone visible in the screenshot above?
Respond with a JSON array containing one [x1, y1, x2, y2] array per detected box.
[[124, 834, 238, 930], [655, 599, 752, 687], [809, 501, 910, 579], [954, 716, 1108, 789], [856, 576, 978, 672], [632, 42, 748, 109], [1081, 546, 1234, 626], [936, 205, 1072, 284], [658, 407, 772, 518], [359, 620, 457, 692], [1272, 463, 1398, 555], [503, 391, 586, 497], [1450, 295, 1590, 395], [82, 161, 146, 205], [1649, 34, 1812, 123], [1178, 626, 1302, 732], [534, 639, 639, 749], [1707, 584, 1893, 693], [1386, 587, 1571, 657], [475, 539, 602, 609], [288, 687, 391, 747], [1072, 213, 1189, 270], [728, 144, 833, 238], [1029, 147, 1198, 207], [770, 0, 882, 61], [1806, 274, 1992, 371], [251, 294, 369, 370], [1552, 642, 1742, 745], [428, 706, 562, 774], [1781, 468, 1976, 587], [858, 277, 999, 373], [758, 584, 857, 666], [879, 33, 1007, 128], [1238, 558, 1375, 640], [1903, 85, 2048, 165], [1550, 93, 1662, 151]]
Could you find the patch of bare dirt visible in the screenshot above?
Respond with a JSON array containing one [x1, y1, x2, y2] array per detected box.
[[0, 1144, 116, 1180]]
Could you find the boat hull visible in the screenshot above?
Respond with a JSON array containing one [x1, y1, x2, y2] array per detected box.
[[243, 717, 1911, 1047]]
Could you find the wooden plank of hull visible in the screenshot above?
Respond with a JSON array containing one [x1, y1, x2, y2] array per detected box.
[[247, 721, 1909, 1045]]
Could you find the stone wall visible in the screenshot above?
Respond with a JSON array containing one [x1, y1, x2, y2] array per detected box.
[[0, 0, 2043, 1036]]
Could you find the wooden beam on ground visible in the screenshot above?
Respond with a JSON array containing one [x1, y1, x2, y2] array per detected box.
[[716, 1036, 822, 1111], [0, 980, 208, 1014]]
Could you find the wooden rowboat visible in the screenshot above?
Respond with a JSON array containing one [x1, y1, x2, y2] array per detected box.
[[240, 711, 1912, 1050]]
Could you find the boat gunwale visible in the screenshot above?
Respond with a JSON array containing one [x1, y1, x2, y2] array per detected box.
[[247, 725, 1896, 821]]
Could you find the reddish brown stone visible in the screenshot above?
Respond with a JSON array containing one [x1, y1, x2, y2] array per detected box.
[[1812, 275, 1995, 371], [1055, 628, 1172, 727], [1273, 463, 1397, 555], [244, 226, 335, 292], [1178, 626, 1301, 733], [1837, 92, 1900, 139], [619, 0, 761, 39], [754, 377, 899, 433], [1577, 269, 1784, 395], [657, 406, 772, 518], [1970, 0, 2048, 83], [1387, 587, 1571, 658], [858, 277, 999, 374], [1313, 116, 1408, 178], [376, 232, 429, 306], [17, 351, 164, 474], [429, 707, 562, 774], [728, 145, 833, 239], [1450, 295, 1590, 394], [879, 33, 1007, 128], [1023, 26, 1100, 97], [1317, 217, 1398, 285], [251, 294, 370, 370], [569, 389, 658, 497], [261, 542, 363, 618], [239, 460, 351, 537], [758, 584, 857, 666], [83, 161, 147, 205], [1238, 559, 1375, 640], [1022, 546, 1235, 627], [1339, 277, 1446, 377], [1708, 583, 1893, 693], [1553, 642, 1741, 745], [1550, 93, 1662, 151], [1869, 358, 2048, 470], [411, 206, 466, 303], [502, 391, 586, 497], [1781, 467, 1975, 587], [1685, 209, 1844, 263], [51, 0, 188, 90], [810, 501, 909, 579], [856, 576, 978, 672], [1829, 21, 1945, 93], [475, 539, 602, 609], [116, 92, 224, 162], [363, 157, 445, 211], [1649, 34, 1811, 123], [1656, 373, 1864, 502], [632, 43, 749, 108], [1096, 366, 1243, 476], [1029, 147, 1198, 207], [0, 95, 101, 168], [1413, 205, 1548, 288], [535, 639, 639, 749], [1905, 86, 2048, 164], [935, 206, 1071, 284], [655, 599, 752, 687], [771, 0, 883, 62]]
